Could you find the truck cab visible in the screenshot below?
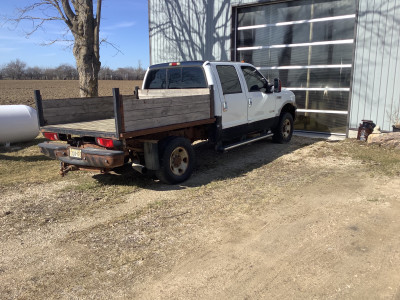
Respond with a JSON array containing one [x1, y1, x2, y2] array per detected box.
[[143, 61, 296, 146]]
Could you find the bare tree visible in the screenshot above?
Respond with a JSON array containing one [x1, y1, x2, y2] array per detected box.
[[55, 64, 79, 79], [25, 66, 43, 79], [99, 66, 113, 80], [1, 58, 145, 81], [4, 59, 27, 79], [7, 0, 102, 97]]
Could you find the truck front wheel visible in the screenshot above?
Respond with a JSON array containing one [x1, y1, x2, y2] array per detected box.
[[156, 137, 195, 184], [273, 112, 294, 143]]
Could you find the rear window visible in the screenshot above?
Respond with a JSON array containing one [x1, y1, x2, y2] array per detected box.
[[144, 69, 166, 89], [144, 67, 207, 89]]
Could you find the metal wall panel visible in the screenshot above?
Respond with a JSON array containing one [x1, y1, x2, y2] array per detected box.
[[350, 0, 400, 131], [148, 0, 260, 65], [149, 0, 237, 64]]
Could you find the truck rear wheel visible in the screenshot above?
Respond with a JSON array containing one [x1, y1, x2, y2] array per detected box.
[[273, 112, 294, 143], [156, 137, 195, 184]]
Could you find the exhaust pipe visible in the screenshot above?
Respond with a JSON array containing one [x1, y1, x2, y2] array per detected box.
[[132, 162, 147, 174]]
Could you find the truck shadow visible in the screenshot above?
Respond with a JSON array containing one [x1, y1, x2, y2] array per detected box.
[[93, 136, 322, 190], [184, 136, 320, 188]]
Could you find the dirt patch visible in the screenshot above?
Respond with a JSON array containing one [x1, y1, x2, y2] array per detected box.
[[0, 80, 142, 107], [1, 137, 400, 299]]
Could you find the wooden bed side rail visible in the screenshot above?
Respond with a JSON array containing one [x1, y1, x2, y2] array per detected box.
[[34, 90, 115, 127], [121, 86, 214, 133]]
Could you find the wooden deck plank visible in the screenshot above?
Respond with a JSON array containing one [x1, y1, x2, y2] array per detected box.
[[45, 118, 116, 132], [124, 110, 211, 132], [138, 88, 209, 99], [41, 96, 114, 109], [44, 104, 114, 117], [123, 94, 210, 111], [123, 102, 210, 123]]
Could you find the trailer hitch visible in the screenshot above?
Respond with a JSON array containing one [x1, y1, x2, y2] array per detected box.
[[59, 162, 78, 177]]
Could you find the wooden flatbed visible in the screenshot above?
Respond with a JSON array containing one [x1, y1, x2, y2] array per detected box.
[[35, 87, 215, 139]]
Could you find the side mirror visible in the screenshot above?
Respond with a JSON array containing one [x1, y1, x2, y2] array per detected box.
[[274, 78, 282, 93], [262, 82, 273, 93]]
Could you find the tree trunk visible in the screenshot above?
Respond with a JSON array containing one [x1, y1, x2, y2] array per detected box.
[[62, 0, 101, 97], [74, 38, 101, 97], [72, 1, 101, 97]]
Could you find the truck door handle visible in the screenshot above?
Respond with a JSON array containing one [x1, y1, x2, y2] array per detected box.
[[248, 98, 252, 107], [223, 101, 228, 112]]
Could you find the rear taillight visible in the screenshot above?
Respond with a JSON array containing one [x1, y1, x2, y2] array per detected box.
[[169, 62, 181, 66], [43, 132, 59, 141], [96, 137, 114, 148]]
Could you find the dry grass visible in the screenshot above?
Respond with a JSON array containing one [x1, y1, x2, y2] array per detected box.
[[0, 138, 59, 186], [334, 139, 400, 176]]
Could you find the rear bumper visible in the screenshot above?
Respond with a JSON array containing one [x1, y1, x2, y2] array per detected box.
[[38, 142, 125, 169]]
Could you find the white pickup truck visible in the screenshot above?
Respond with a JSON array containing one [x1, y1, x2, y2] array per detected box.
[[37, 61, 296, 184]]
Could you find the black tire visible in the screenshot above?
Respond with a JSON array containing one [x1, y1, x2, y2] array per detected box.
[[156, 137, 195, 184], [273, 112, 294, 143]]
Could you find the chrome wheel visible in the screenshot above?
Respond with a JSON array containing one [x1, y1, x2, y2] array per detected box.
[[156, 137, 195, 184], [169, 146, 189, 176]]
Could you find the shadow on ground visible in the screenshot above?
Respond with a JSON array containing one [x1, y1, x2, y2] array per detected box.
[[0, 138, 46, 152], [94, 136, 320, 190]]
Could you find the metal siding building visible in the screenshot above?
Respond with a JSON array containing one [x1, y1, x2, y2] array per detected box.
[[149, 0, 400, 134]]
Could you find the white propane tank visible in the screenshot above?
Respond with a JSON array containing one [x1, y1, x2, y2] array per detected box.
[[0, 105, 39, 144]]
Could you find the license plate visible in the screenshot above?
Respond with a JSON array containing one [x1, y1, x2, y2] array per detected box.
[[69, 148, 82, 159]]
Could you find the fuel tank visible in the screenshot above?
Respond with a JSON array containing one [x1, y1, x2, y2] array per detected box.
[[0, 105, 39, 144]]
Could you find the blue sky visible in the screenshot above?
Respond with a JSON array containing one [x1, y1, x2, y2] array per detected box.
[[0, 0, 150, 69]]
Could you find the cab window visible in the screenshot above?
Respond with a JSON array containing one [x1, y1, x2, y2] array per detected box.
[[181, 67, 207, 88], [144, 67, 207, 89], [241, 66, 267, 92], [168, 68, 181, 88], [216, 65, 242, 95], [144, 69, 166, 89]]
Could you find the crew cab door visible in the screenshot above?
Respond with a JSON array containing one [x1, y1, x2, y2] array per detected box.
[[213, 64, 247, 129], [239, 66, 276, 123]]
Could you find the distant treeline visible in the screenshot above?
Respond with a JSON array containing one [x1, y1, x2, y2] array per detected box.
[[0, 59, 146, 81]]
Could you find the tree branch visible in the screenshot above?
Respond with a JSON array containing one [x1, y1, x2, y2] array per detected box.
[[100, 38, 123, 56], [94, 0, 102, 59], [96, 0, 102, 29], [60, 0, 76, 28], [49, 0, 71, 28]]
